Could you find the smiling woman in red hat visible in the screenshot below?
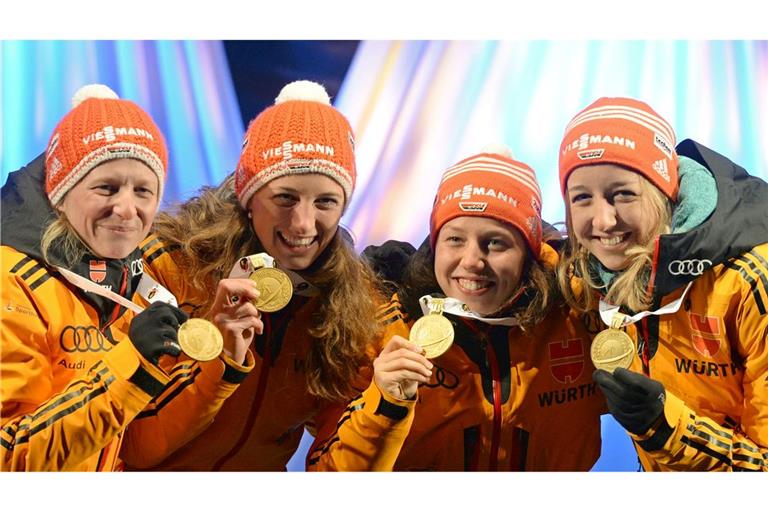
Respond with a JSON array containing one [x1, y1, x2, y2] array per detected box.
[[129, 80, 387, 470], [307, 145, 605, 471], [557, 96, 768, 471], [0, 85, 258, 471]]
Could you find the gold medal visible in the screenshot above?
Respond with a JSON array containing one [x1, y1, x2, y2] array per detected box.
[[177, 318, 223, 362], [249, 267, 293, 312], [590, 313, 635, 373], [410, 299, 455, 359]]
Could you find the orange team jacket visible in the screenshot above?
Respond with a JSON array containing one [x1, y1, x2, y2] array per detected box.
[[620, 243, 768, 471], [0, 246, 253, 471], [602, 140, 768, 471], [307, 246, 606, 471], [134, 235, 359, 470]]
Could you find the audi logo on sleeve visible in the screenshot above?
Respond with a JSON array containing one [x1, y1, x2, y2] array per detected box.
[[668, 259, 712, 276], [60, 325, 116, 353]]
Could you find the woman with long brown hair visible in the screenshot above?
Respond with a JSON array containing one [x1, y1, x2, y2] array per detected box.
[[129, 80, 386, 470]]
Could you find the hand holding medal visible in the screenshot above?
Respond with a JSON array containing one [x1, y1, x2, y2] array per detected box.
[[232, 254, 293, 312], [592, 282, 695, 373], [56, 266, 224, 363]]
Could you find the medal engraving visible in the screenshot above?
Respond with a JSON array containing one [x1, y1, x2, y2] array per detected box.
[[250, 267, 293, 312], [178, 318, 223, 362], [410, 313, 455, 359], [590, 328, 634, 373]]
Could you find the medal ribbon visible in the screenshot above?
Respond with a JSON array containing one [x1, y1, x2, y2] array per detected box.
[[598, 281, 693, 328], [419, 295, 520, 326], [228, 253, 318, 297], [55, 266, 178, 313]]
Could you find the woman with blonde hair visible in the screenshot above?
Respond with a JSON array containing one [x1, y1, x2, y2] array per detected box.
[[1, 85, 257, 471], [557, 96, 768, 471], [131, 80, 386, 470]]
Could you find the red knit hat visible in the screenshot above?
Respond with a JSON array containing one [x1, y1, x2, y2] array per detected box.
[[235, 80, 356, 209], [430, 144, 543, 258], [559, 97, 678, 200], [45, 84, 168, 206]]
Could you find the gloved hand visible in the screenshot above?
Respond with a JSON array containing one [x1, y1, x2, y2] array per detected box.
[[593, 367, 667, 435], [129, 301, 188, 365]]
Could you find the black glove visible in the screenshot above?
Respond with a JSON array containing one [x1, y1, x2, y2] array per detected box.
[[128, 302, 188, 365], [593, 367, 667, 436]]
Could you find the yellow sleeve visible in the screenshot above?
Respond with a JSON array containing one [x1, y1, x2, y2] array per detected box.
[[631, 390, 767, 471], [120, 349, 255, 468], [139, 234, 208, 317], [306, 298, 416, 471], [306, 379, 415, 471], [120, 235, 257, 468]]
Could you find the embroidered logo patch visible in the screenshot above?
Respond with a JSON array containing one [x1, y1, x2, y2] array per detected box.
[[548, 338, 585, 384]]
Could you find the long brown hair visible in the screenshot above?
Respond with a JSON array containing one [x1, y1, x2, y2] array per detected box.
[[557, 177, 673, 313], [399, 228, 561, 332], [152, 175, 385, 402]]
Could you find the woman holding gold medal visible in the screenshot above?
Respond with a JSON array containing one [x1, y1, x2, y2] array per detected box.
[[0, 85, 256, 471], [130, 80, 386, 470], [556, 97, 768, 471], [307, 145, 605, 471]]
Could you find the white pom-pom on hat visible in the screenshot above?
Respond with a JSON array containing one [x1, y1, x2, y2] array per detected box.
[[71, 84, 119, 108], [480, 142, 514, 159], [274, 80, 331, 106]]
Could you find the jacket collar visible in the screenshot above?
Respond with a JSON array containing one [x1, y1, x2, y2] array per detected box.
[[649, 139, 768, 300]]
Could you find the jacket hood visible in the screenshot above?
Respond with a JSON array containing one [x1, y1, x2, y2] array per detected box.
[[1, 153, 55, 263], [649, 139, 768, 300]]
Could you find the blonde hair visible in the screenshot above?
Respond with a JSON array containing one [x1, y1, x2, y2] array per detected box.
[[40, 215, 88, 267], [557, 177, 673, 313], [152, 175, 385, 402]]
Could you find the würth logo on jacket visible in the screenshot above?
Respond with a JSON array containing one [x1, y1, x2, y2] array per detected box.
[[547, 338, 585, 384], [89, 260, 107, 283], [688, 313, 722, 357], [673, 313, 738, 378]]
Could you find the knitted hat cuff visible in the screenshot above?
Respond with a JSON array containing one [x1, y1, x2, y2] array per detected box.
[[238, 158, 354, 209], [48, 143, 165, 205]]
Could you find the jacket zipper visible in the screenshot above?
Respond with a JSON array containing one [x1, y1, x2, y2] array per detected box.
[[638, 319, 650, 376], [483, 337, 502, 471]]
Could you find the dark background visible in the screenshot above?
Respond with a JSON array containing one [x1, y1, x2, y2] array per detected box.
[[223, 41, 360, 126]]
